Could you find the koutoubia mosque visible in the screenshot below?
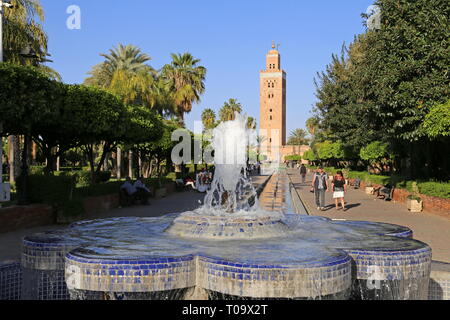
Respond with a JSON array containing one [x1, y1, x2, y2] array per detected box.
[[259, 42, 310, 163]]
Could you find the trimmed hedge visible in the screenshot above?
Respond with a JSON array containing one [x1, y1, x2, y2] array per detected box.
[[55, 170, 111, 186]]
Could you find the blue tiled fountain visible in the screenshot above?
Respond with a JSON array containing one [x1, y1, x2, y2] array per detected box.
[[21, 115, 432, 300]]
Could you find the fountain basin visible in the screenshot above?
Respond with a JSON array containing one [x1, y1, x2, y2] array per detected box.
[[18, 171, 433, 300], [20, 213, 431, 300]]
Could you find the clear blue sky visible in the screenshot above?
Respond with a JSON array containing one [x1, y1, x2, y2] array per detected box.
[[40, 0, 374, 134]]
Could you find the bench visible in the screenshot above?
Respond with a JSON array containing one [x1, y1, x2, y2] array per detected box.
[[350, 179, 361, 189], [373, 185, 395, 201], [119, 188, 150, 207]]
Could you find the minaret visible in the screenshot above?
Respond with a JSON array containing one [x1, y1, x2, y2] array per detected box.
[[259, 42, 287, 162]]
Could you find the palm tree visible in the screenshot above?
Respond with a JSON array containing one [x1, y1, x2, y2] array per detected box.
[[219, 98, 242, 122], [201, 108, 216, 130], [247, 116, 256, 130], [84, 62, 111, 88], [161, 53, 206, 121], [84, 44, 156, 180], [306, 117, 319, 137], [3, 0, 45, 63], [85, 44, 154, 89], [149, 76, 176, 117], [287, 129, 310, 146]]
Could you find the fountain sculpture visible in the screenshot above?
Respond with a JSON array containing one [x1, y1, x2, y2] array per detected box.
[[20, 113, 432, 300]]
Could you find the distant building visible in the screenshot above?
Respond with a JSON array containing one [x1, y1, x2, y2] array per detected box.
[[259, 42, 310, 163]]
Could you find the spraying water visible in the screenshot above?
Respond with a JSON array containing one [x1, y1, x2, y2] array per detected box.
[[199, 113, 262, 215]]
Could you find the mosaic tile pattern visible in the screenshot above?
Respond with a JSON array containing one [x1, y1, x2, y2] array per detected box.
[[65, 254, 196, 293], [22, 239, 79, 270], [21, 240, 78, 300], [166, 214, 291, 240], [196, 255, 352, 299], [0, 262, 22, 300], [347, 246, 432, 300], [21, 268, 70, 300], [428, 261, 450, 300]]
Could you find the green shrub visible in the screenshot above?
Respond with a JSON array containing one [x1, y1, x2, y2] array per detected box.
[[396, 180, 414, 192], [75, 171, 92, 186], [15, 174, 93, 219], [95, 171, 111, 183], [56, 197, 85, 217], [417, 181, 450, 199], [367, 175, 391, 186], [16, 174, 75, 206], [75, 181, 123, 198], [29, 166, 45, 175], [165, 172, 177, 181]]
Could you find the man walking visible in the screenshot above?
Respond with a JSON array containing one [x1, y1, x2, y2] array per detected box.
[[312, 167, 328, 211], [299, 164, 307, 184]]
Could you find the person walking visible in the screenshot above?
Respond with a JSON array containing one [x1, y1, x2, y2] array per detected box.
[[299, 164, 307, 184], [332, 171, 347, 211], [312, 166, 328, 211]]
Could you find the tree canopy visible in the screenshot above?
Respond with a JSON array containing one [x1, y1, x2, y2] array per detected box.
[[312, 0, 449, 179]]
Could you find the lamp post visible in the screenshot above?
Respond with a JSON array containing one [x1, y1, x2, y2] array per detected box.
[[0, 1, 14, 207]]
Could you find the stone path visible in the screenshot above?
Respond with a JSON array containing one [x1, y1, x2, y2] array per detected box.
[[287, 169, 450, 263], [0, 174, 270, 262]]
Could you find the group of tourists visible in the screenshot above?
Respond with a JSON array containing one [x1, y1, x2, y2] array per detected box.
[[299, 164, 348, 211]]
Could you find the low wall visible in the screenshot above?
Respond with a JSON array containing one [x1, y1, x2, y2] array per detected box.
[[165, 182, 176, 194], [349, 179, 450, 218], [83, 194, 120, 215], [0, 183, 182, 232], [392, 189, 450, 217], [0, 204, 54, 233], [83, 183, 178, 215]]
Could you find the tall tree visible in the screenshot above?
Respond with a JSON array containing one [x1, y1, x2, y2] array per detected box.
[[219, 98, 242, 122], [247, 116, 256, 130], [84, 44, 159, 179], [3, 0, 46, 63], [1, 0, 58, 183], [313, 0, 449, 178], [287, 129, 310, 146], [306, 117, 319, 137], [201, 108, 216, 130], [85, 44, 154, 88], [161, 53, 206, 121]]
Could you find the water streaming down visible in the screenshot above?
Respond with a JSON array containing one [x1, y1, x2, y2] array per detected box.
[[18, 114, 433, 300]]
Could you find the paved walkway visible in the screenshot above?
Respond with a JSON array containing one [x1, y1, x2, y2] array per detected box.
[[0, 174, 270, 262], [287, 169, 450, 263]]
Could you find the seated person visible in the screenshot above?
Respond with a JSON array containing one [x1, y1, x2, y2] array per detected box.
[[133, 177, 151, 205], [183, 177, 195, 189], [352, 178, 361, 189], [121, 177, 137, 196], [373, 183, 393, 200], [120, 177, 138, 206], [196, 172, 208, 193]]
